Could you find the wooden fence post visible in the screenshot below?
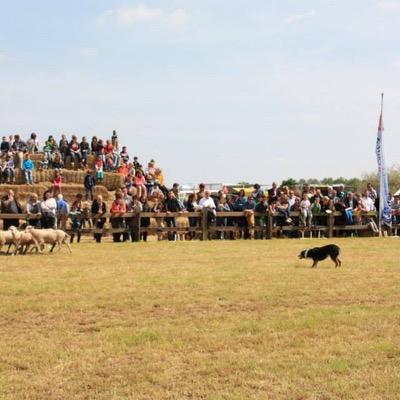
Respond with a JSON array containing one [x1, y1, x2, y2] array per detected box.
[[266, 210, 273, 240], [132, 213, 141, 242], [328, 212, 334, 238], [202, 209, 209, 241]]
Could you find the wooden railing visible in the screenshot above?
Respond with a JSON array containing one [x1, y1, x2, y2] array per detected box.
[[1, 210, 396, 240]]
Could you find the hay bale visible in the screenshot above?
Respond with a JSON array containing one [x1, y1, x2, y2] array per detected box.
[[0, 184, 50, 202]]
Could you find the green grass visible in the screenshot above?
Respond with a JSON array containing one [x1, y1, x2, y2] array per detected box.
[[1, 238, 400, 399]]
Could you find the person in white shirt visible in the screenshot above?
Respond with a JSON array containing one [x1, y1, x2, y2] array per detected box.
[[199, 191, 216, 209], [41, 190, 57, 228], [361, 190, 376, 212], [300, 193, 312, 227], [199, 191, 216, 225]]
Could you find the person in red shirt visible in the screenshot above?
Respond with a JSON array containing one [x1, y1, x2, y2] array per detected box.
[[110, 191, 126, 242], [134, 170, 147, 200], [52, 170, 62, 196]]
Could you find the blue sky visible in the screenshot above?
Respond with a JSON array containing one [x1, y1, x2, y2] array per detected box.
[[1, 0, 400, 185]]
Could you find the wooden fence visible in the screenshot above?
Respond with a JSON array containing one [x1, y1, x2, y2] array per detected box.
[[1, 210, 397, 240]]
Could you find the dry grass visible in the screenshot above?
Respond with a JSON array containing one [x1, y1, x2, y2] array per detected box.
[[1, 238, 400, 399]]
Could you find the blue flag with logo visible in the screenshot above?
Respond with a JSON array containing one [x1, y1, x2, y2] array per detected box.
[[375, 113, 392, 227]]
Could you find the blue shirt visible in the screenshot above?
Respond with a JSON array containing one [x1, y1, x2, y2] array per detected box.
[[23, 159, 34, 171]]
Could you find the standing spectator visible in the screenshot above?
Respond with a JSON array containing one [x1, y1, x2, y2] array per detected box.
[[22, 153, 34, 185], [41, 190, 57, 229], [1, 136, 11, 155], [11, 134, 27, 168], [27, 133, 39, 153], [110, 192, 127, 242], [268, 182, 280, 204], [311, 196, 322, 226], [300, 192, 312, 227], [91, 194, 107, 243], [84, 170, 96, 200], [111, 130, 119, 151], [56, 194, 69, 231], [26, 193, 42, 227], [1, 190, 22, 230], [70, 194, 83, 243], [91, 136, 98, 153], [164, 190, 183, 241]]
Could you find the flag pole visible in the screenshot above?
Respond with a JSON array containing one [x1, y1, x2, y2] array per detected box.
[[378, 93, 384, 236]]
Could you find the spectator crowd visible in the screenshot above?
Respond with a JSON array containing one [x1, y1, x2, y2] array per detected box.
[[1, 132, 400, 242]]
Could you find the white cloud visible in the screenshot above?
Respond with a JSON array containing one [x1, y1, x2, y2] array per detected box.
[[377, 0, 400, 9], [284, 9, 316, 24], [98, 5, 189, 27], [0, 52, 13, 62], [166, 9, 190, 26], [80, 47, 97, 57]]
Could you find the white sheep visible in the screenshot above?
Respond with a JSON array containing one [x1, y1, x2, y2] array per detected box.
[[9, 227, 42, 255], [25, 226, 72, 254], [0, 227, 17, 254]]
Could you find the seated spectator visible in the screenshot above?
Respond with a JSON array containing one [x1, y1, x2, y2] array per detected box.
[[52, 152, 64, 170], [59, 134, 69, 162], [343, 191, 359, 225], [132, 156, 142, 171], [95, 158, 104, 183], [41, 190, 57, 229], [120, 146, 129, 163], [52, 170, 62, 196], [4, 155, 16, 184], [134, 170, 147, 200], [27, 133, 39, 153], [43, 135, 58, 167], [0, 157, 7, 184], [22, 153, 35, 185], [69, 135, 82, 167], [275, 195, 291, 225], [80, 137, 90, 167], [26, 193, 42, 227]]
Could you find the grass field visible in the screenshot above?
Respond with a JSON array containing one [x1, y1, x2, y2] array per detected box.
[[1, 238, 400, 399]]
